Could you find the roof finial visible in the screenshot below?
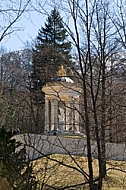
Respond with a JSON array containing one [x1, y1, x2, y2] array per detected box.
[[57, 65, 66, 76]]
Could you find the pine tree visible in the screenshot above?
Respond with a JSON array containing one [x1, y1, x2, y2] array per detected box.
[[31, 8, 72, 90], [30, 8, 72, 133], [0, 127, 37, 189]]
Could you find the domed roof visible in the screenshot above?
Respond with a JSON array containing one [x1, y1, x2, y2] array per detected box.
[[51, 76, 74, 83], [51, 65, 74, 83]]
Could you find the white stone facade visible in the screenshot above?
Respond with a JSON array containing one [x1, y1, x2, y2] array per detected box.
[[42, 81, 82, 134]]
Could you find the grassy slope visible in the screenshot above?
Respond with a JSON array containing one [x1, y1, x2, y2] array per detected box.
[[0, 155, 125, 189], [0, 178, 11, 190], [33, 154, 126, 190]]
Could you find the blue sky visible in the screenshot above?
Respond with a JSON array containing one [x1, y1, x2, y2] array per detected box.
[[1, 10, 46, 52], [0, 0, 71, 52]]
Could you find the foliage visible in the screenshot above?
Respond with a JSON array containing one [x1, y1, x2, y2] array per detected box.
[[31, 7, 72, 90], [30, 8, 73, 132], [0, 127, 37, 190]]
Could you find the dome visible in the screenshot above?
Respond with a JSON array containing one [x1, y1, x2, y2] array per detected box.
[[51, 76, 74, 83], [50, 65, 74, 83]]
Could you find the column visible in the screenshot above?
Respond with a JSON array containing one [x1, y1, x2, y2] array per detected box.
[[51, 99, 58, 131], [45, 98, 49, 131], [66, 97, 73, 131], [74, 99, 80, 132], [54, 99, 58, 131], [69, 97, 73, 130], [51, 100, 55, 131], [66, 102, 70, 131]]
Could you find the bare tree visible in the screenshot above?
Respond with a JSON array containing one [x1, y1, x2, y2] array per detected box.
[[54, 0, 120, 189], [0, 0, 31, 43], [112, 0, 126, 49], [1, 0, 125, 189], [28, 0, 126, 189]]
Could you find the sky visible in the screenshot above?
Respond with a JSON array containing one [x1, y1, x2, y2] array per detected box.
[[0, 0, 70, 53], [1, 11, 46, 52], [1, 12, 45, 51]]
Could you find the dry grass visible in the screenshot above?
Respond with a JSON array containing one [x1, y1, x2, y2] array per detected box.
[[33, 155, 86, 188], [103, 160, 126, 190], [33, 154, 126, 190], [0, 178, 11, 190], [0, 155, 125, 189]]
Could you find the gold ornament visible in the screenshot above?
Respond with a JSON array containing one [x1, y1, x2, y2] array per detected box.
[[57, 65, 66, 76]]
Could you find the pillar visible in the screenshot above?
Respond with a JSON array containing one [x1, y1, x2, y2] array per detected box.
[[66, 97, 73, 131], [54, 99, 58, 131], [69, 97, 73, 130], [74, 99, 80, 132], [66, 103, 69, 131], [51, 99, 58, 131], [45, 98, 49, 131]]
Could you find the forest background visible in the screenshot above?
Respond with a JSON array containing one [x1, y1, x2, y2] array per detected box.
[[0, 0, 126, 190]]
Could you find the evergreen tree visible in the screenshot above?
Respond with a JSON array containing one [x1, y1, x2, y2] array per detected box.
[[31, 7, 72, 90], [0, 127, 37, 189], [30, 8, 72, 133]]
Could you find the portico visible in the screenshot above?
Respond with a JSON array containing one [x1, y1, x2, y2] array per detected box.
[[42, 66, 82, 134]]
